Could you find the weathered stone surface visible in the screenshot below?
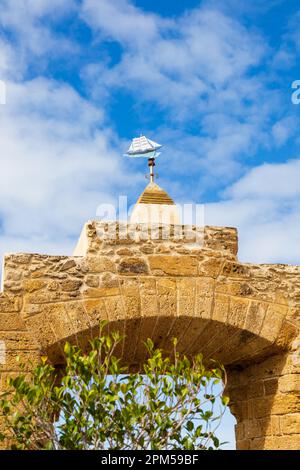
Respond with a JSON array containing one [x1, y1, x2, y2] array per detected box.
[[82, 298, 107, 325], [119, 279, 141, 318], [177, 278, 196, 317], [99, 273, 119, 288], [0, 350, 41, 373], [139, 244, 154, 254], [278, 374, 300, 393], [227, 297, 249, 329], [244, 301, 267, 335], [212, 294, 229, 322], [281, 414, 300, 434], [85, 275, 99, 288], [149, 255, 198, 276], [0, 295, 21, 313], [203, 226, 238, 255], [0, 312, 25, 330], [23, 279, 46, 293], [256, 434, 300, 450], [116, 248, 134, 256], [156, 278, 176, 317], [139, 278, 159, 317], [245, 416, 281, 439], [59, 259, 77, 271], [104, 296, 125, 321], [264, 378, 278, 395], [275, 321, 299, 349], [82, 286, 120, 298], [260, 304, 286, 342], [118, 257, 149, 275], [0, 222, 299, 450], [0, 331, 38, 350], [198, 257, 224, 278], [195, 278, 214, 319], [60, 279, 82, 292], [222, 261, 250, 278], [87, 256, 116, 273]]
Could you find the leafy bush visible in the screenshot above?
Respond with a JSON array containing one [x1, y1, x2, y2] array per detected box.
[[0, 327, 228, 450]]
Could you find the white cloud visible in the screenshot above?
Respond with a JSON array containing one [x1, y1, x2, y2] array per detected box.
[[81, 0, 162, 46], [0, 77, 140, 242], [80, 0, 281, 187], [0, 1, 139, 253], [272, 116, 297, 147], [204, 158, 300, 264], [0, 0, 299, 274], [225, 158, 300, 199], [0, 3, 299, 447], [0, 38, 18, 80], [0, 0, 78, 76], [82, 0, 266, 100], [0, 0, 147, 282]]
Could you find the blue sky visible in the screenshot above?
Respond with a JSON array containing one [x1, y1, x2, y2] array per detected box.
[[1, 0, 300, 266], [1, 0, 300, 449], [0, 0, 300, 264]]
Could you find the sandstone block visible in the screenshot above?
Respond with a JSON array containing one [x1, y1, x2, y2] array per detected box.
[[149, 255, 198, 276], [23, 279, 46, 293], [278, 374, 300, 393], [0, 350, 41, 373], [262, 434, 300, 450], [244, 301, 267, 335], [139, 244, 154, 254], [118, 257, 148, 275], [248, 381, 264, 398], [83, 299, 108, 325], [116, 248, 134, 256], [83, 287, 120, 298], [87, 256, 117, 273], [222, 261, 250, 278], [140, 294, 159, 317], [61, 279, 82, 292], [0, 295, 21, 313], [0, 331, 38, 351], [275, 321, 298, 349], [260, 304, 286, 342], [198, 257, 223, 278], [59, 259, 76, 271], [177, 278, 196, 317], [227, 297, 249, 329], [235, 423, 244, 441], [104, 296, 126, 321], [99, 273, 119, 288], [251, 394, 300, 418], [264, 378, 279, 395], [236, 439, 250, 450], [85, 275, 100, 288], [281, 414, 300, 434], [212, 294, 229, 322]]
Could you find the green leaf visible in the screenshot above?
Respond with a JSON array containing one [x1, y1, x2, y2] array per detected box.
[[221, 395, 230, 406], [186, 420, 194, 432], [0, 331, 226, 451]]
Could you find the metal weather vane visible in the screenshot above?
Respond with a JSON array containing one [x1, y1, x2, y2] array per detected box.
[[124, 135, 162, 183]]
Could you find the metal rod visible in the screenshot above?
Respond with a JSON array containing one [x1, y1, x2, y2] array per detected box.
[[148, 157, 155, 183]]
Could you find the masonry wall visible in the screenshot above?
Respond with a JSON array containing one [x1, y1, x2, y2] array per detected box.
[[0, 222, 299, 449]]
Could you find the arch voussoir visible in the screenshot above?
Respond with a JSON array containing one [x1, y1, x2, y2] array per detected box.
[[0, 222, 299, 449]]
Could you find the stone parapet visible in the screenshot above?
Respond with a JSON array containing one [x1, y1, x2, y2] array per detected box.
[[0, 222, 299, 450]]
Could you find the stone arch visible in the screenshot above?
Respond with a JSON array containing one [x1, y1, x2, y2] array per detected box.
[[0, 222, 299, 449], [22, 291, 293, 368]]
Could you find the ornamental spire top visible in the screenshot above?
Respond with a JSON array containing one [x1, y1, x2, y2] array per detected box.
[[124, 135, 162, 183]]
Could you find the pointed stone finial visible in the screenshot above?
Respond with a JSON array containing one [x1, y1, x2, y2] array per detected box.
[[130, 181, 180, 225]]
